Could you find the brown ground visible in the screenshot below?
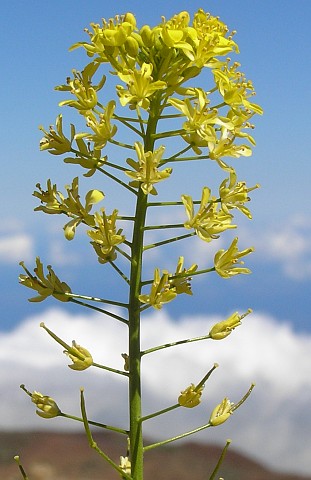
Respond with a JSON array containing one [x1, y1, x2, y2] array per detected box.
[[0, 431, 309, 480]]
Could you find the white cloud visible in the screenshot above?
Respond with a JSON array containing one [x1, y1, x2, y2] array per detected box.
[[48, 239, 81, 266], [239, 214, 311, 280], [0, 233, 34, 263], [1, 308, 311, 475]]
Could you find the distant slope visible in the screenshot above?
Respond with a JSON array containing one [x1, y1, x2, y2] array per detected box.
[[0, 432, 309, 480]]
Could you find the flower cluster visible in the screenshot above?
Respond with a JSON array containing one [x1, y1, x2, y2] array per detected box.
[[116, 63, 166, 111], [87, 210, 125, 263], [167, 256, 198, 295], [168, 89, 234, 155], [219, 169, 259, 219], [139, 257, 197, 309], [19, 9, 262, 479], [33, 177, 105, 240], [125, 142, 172, 195], [39, 114, 74, 155], [214, 237, 254, 278], [182, 187, 236, 242], [139, 268, 177, 310], [19, 257, 71, 302], [56, 62, 106, 112], [75, 100, 117, 150]]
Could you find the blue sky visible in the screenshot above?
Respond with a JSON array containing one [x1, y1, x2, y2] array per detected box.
[[1, 1, 311, 475], [1, 0, 311, 330]]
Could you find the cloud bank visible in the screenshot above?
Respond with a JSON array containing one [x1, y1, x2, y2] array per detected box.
[[1, 307, 311, 475]]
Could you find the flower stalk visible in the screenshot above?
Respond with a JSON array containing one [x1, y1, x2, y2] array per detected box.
[[18, 8, 262, 480]]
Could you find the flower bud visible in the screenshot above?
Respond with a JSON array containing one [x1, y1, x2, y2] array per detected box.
[[209, 309, 251, 340], [119, 456, 131, 475], [178, 383, 204, 408], [140, 25, 153, 47], [209, 398, 233, 426], [123, 12, 136, 28], [64, 341, 93, 370], [125, 36, 139, 57], [31, 391, 61, 419]]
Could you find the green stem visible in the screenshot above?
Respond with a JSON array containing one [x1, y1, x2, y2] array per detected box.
[[109, 137, 136, 150], [14, 457, 29, 480], [160, 144, 192, 165], [115, 245, 132, 262], [143, 232, 195, 251], [92, 361, 129, 377], [70, 298, 128, 324], [158, 113, 185, 119], [59, 412, 129, 435], [113, 114, 148, 124], [105, 160, 128, 172], [127, 93, 162, 480], [113, 115, 144, 136], [97, 166, 137, 195], [109, 260, 130, 284], [147, 200, 201, 207], [80, 389, 132, 480], [209, 439, 231, 480], [141, 333, 212, 356], [144, 223, 184, 230], [152, 128, 186, 140], [65, 292, 128, 308], [117, 215, 136, 221], [144, 422, 212, 451], [128, 187, 146, 480], [161, 154, 211, 164], [136, 106, 146, 136], [140, 404, 180, 423]]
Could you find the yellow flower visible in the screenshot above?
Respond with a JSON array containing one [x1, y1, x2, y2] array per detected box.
[[155, 11, 196, 60], [213, 61, 263, 115], [125, 142, 172, 195], [209, 309, 252, 340], [64, 137, 107, 176], [119, 456, 131, 476], [19, 257, 71, 303], [33, 177, 105, 240], [70, 13, 137, 61], [39, 114, 74, 155], [208, 125, 253, 162], [210, 384, 255, 426], [87, 210, 125, 264], [169, 89, 234, 154], [167, 256, 198, 295], [209, 397, 233, 426], [58, 71, 98, 111], [64, 341, 93, 371], [139, 268, 177, 310], [31, 391, 61, 419], [214, 237, 254, 278], [33, 179, 63, 214], [178, 383, 204, 408], [116, 63, 166, 111], [219, 169, 259, 219], [182, 187, 236, 242], [75, 100, 117, 150], [56, 62, 106, 112]]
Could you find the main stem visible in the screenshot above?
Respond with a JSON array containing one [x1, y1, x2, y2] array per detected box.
[[128, 96, 161, 480]]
